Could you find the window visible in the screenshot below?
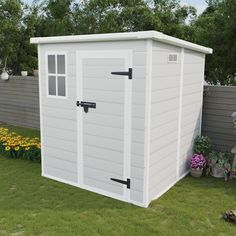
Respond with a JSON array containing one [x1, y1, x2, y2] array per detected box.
[[47, 54, 66, 97]]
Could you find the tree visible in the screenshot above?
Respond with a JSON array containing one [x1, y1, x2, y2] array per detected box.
[[72, 0, 197, 37], [152, 0, 197, 39], [192, 0, 236, 85], [38, 0, 74, 36], [0, 0, 22, 73], [72, 0, 155, 34]]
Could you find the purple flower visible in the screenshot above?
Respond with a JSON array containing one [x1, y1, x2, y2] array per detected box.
[[189, 154, 206, 170]]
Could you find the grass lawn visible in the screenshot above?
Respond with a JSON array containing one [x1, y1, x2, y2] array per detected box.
[[0, 125, 236, 235]]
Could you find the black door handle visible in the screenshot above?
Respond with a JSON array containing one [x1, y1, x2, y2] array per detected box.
[[77, 101, 96, 113]]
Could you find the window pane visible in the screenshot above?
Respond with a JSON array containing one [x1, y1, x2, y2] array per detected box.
[[58, 76, 66, 96], [48, 55, 55, 74], [57, 55, 65, 74], [48, 76, 56, 95]]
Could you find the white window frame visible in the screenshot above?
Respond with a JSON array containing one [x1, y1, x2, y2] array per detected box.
[[46, 51, 68, 99]]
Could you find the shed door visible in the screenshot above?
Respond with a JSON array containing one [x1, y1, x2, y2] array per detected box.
[[77, 51, 132, 202]]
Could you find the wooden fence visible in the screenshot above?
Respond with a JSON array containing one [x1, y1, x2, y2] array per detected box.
[[202, 85, 236, 152], [0, 76, 40, 129], [0, 78, 235, 151]]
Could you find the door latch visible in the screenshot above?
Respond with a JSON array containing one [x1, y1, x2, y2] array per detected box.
[[77, 101, 96, 113]]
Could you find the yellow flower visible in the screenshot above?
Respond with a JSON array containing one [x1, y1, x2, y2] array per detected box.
[[25, 147, 30, 151], [5, 146, 10, 151], [14, 146, 20, 151]]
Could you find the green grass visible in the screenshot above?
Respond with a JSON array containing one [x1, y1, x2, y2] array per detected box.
[[0, 125, 236, 235]]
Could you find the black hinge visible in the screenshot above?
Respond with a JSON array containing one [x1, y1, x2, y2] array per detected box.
[[76, 101, 96, 113], [111, 68, 132, 80], [110, 178, 130, 189]]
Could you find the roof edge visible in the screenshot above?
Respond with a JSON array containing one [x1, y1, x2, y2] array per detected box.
[[30, 31, 213, 54]]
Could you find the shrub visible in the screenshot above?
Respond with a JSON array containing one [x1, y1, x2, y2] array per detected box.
[[193, 136, 212, 156], [0, 127, 41, 162]]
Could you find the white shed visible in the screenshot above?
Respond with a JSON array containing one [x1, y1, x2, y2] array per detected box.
[[31, 31, 212, 207]]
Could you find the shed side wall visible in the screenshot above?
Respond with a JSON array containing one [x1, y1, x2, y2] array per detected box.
[[149, 43, 205, 203], [179, 49, 205, 176], [39, 40, 147, 205], [149, 42, 181, 201]]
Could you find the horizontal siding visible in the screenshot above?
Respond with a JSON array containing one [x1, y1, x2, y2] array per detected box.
[[179, 49, 205, 177], [202, 85, 236, 151], [0, 76, 40, 129], [40, 40, 147, 204], [149, 46, 205, 202], [149, 41, 181, 201]]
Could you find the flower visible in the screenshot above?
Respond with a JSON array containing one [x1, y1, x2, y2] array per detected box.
[[5, 146, 10, 151], [14, 146, 20, 151], [189, 154, 206, 170]]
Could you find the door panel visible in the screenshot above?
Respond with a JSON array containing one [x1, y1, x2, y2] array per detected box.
[[79, 54, 132, 200]]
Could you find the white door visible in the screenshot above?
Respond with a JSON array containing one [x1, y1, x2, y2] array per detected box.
[[77, 51, 132, 202]]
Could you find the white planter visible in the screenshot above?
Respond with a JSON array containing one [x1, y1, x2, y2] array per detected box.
[[21, 71, 28, 76], [33, 70, 38, 77], [211, 163, 225, 178], [190, 168, 203, 178], [1, 71, 9, 80]]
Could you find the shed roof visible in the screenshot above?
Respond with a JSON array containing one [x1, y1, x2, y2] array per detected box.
[[30, 31, 213, 54]]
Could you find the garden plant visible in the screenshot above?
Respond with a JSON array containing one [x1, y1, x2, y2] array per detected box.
[[0, 127, 41, 162]]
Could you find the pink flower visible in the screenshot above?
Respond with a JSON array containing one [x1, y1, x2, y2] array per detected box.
[[189, 154, 206, 170]]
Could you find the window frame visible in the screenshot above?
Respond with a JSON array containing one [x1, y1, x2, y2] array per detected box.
[[46, 51, 68, 99]]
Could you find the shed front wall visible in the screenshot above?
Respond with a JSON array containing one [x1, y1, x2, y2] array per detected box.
[[38, 40, 148, 206], [148, 42, 205, 203]]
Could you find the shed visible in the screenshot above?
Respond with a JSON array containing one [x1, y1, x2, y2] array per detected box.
[[31, 31, 212, 207]]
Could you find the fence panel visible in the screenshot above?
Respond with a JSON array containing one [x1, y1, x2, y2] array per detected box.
[[202, 85, 236, 152], [0, 76, 40, 129]]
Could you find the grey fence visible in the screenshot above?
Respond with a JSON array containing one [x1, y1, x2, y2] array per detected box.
[[0, 76, 40, 129], [0, 78, 235, 151], [202, 85, 236, 152]]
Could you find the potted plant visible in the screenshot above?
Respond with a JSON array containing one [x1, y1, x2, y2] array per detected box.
[[0, 57, 9, 80], [189, 154, 206, 177], [193, 135, 212, 157], [206, 151, 233, 180], [20, 63, 29, 77]]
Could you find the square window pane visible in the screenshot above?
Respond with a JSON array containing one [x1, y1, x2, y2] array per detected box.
[[57, 55, 65, 74], [48, 55, 56, 74], [48, 76, 56, 95], [58, 76, 66, 96]]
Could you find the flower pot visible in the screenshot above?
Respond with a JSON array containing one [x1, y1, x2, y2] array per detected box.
[[21, 71, 28, 76], [190, 168, 203, 178], [1, 71, 9, 80], [211, 163, 224, 178], [33, 69, 38, 77]]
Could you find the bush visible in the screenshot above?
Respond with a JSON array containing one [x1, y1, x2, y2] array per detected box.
[[193, 136, 212, 156], [0, 127, 41, 162]]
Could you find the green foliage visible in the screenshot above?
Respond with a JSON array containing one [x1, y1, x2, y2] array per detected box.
[[206, 150, 234, 178], [0, 0, 39, 74], [193, 135, 212, 157], [192, 0, 236, 85], [0, 127, 41, 163], [0, 0, 235, 81]]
